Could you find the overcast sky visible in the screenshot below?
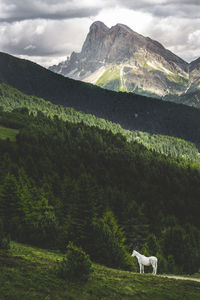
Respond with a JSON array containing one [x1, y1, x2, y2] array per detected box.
[[0, 0, 199, 67]]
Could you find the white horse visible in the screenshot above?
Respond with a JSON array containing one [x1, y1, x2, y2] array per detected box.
[[131, 250, 157, 275]]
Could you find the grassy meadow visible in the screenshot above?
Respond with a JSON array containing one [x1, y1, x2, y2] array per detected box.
[[0, 242, 200, 300], [0, 126, 19, 142]]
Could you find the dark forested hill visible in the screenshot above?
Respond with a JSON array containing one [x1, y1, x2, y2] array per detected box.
[[1, 52, 200, 148], [1, 83, 199, 161], [1, 109, 200, 274]]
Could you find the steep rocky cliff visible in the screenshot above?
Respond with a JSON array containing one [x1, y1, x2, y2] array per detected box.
[[49, 21, 200, 107]]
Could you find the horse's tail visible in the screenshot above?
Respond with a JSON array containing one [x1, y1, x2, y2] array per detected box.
[[155, 258, 158, 274], [151, 257, 157, 275]]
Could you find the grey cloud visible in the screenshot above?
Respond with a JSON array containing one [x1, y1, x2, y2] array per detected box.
[[150, 3, 200, 18], [2, 0, 199, 23], [143, 16, 200, 62], [116, 0, 200, 18], [0, 0, 100, 22], [168, 0, 200, 5]]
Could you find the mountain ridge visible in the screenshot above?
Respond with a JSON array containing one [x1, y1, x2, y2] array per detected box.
[[1, 51, 200, 149], [49, 21, 200, 107], [1, 82, 199, 160]]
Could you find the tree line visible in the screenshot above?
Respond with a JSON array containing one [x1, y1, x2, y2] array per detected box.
[[1, 83, 199, 162]]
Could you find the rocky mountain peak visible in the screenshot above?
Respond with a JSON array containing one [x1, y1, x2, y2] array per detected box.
[[49, 21, 199, 106], [86, 21, 109, 43], [110, 23, 134, 34], [89, 21, 109, 33], [81, 21, 108, 58], [108, 23, 146, 45]]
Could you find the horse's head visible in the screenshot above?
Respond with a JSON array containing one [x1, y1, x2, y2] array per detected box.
[[131, 250, 136, 257]]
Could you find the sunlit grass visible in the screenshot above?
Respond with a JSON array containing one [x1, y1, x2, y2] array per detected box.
[[96, 66, 121, 90], [0, 125, 19, 141], [0, 241, 199, 299]]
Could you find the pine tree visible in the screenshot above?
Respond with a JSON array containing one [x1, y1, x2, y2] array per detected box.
[[0, 173, 21, 236], [92, 211, 133, 270], [66, 173, 99, 252]]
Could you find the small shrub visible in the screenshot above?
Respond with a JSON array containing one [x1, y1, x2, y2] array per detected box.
[[156, 253, 168, 274], [167, 255, 177, 274], [92, 211, 134, 270], [0, 219, 10, 250], [0, 236, 10, 250], [57, 242, 93, 281]]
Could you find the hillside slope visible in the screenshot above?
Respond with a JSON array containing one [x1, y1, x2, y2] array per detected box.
[[1, 109, 200, 275], [1, 52, 200, 148], [1, 242, 200, 300], [0, 83, 199, 160]]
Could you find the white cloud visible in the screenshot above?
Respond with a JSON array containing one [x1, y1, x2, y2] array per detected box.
[[94, 7, 154, 36], [17, 54, 68, 68], [0, 18, 91, 58], [142, 16, 200, 62], [24, 44, 36, 51]]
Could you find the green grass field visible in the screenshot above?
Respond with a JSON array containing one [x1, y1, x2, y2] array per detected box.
[[96, 66, 121, 90], [0, 242, 200, 299], [0, 125, 19, 141]]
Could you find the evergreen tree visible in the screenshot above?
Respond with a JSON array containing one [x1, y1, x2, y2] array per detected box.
[[92, 211, 133, 270], [66, 173, 99, 252], [0, 173, 21, 237]]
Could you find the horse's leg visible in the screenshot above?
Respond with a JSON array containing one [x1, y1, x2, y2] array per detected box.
[[152, 262, 157, 275], [155, 262, 157, 275], [139, 263, 142, 274], [152, 266, 155, 275], [152, 263, 155, 275], [151, 262, 155, 275], [142, 265, 144, 273]]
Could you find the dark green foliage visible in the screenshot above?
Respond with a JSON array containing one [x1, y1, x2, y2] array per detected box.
[[146, 234, 161, 255], [65, 173, 99, 250], [0, 219, 10, 250], [18, 183, 59, 248], [161, 225, 200, 274], [57, 242, 93, 281], [1, 83, 200, 161], [0, 173, 21, 237], [92, 211, 134, 270], [167, 255, 177, 274], [0, 235, 10, 250], [1, 109, 200, 273]]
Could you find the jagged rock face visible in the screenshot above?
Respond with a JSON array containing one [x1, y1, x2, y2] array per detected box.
[[190, 57, 200, 72], [81, 21, 109, 60], [189, 57, 200, 91], [49, 21, 200, 105]]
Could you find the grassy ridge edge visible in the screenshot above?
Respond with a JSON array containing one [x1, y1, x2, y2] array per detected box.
[[0, 242, 200, 299]]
